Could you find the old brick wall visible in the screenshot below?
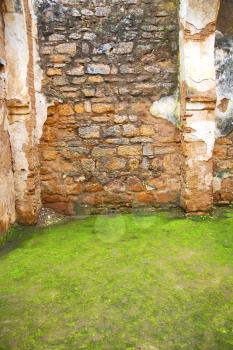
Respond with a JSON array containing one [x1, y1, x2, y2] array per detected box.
[[37, 0, 181, 215]]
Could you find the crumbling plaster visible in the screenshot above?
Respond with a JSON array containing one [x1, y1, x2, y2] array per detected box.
[[151, 0, 222, 213], [0, 0, 46, 230], [29, 0, 48, 142], [0, 9, 15, 234], [4, 12, 29, 100], [179, 0, 220, 213]]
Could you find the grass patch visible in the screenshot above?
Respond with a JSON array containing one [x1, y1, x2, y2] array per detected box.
[[0, 210, 233, 349]]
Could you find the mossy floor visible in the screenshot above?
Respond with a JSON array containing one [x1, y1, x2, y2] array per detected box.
[[0, 210, 233, 350]]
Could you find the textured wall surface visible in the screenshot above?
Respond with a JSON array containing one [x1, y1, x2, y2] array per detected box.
[[1, 0, 233, 232], [214, 0, 233, 204], [3, 0, 42, 224], [0, 0, 45, 236], [0, 9, 15, 234], [179, 0, 220, 213], [37, 0, 181, 215]]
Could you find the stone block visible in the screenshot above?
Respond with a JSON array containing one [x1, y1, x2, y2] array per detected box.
[[123, 124, 139, 137], [79, 126, 100, 138], [52, 77, 68, 86], [87, 75, 104, 83], [67, 66, 85, 76], [49, 54, 70, 63], [87, 64, 111, 75], [92, 103, 115, 114], [83, 88, 96, 97], [74, 103, 85, 113], [114, 115, 128, 123], [92, 147, 116, 157], [105, 158, 126, 171], [114, 42, 134, 54], [118, 145, 142, 156], [57, 104, 74, 116], [103, 126, 121, 138], [56, 43, 76, 55], [47, 68, 62, 76]]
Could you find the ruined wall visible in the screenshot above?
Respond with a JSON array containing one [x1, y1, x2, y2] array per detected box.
[[37, 0, 181, 215], [0, 0, 46, 236], [3, 0, 42, 224], [1, 0, 232, 228], [214, 0, 233, 204], [0, 9, 15, 234]]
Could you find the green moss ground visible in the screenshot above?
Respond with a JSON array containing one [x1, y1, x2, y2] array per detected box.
[[0, 210, 233, 350]]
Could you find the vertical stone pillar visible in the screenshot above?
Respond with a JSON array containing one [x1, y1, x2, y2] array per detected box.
[[0, 9, 15, 233], [3, 0, 41, 224], [179, 0, 220, 213]]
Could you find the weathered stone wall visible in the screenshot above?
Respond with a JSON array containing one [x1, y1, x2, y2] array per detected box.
[[179, 0, 220, 213], [3, 0, 42, 224], [37, 0, 181, 215], [214, 0, 233, 204], [214, 133, 233, 204], [0, 0, 46, 236], [0, 9, 15, 234], [1, 0, 233, 230]]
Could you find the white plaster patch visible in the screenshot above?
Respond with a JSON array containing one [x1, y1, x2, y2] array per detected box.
[[184, 35, 216, 92], [186, 102, 211, 110], [35, 92, 48, 141], [180, 0, 220, 35], [150, 94, 179, 125], [186, 118, 216, 161], [30, 0, 48, 142], [4, 13, 29, 101]]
